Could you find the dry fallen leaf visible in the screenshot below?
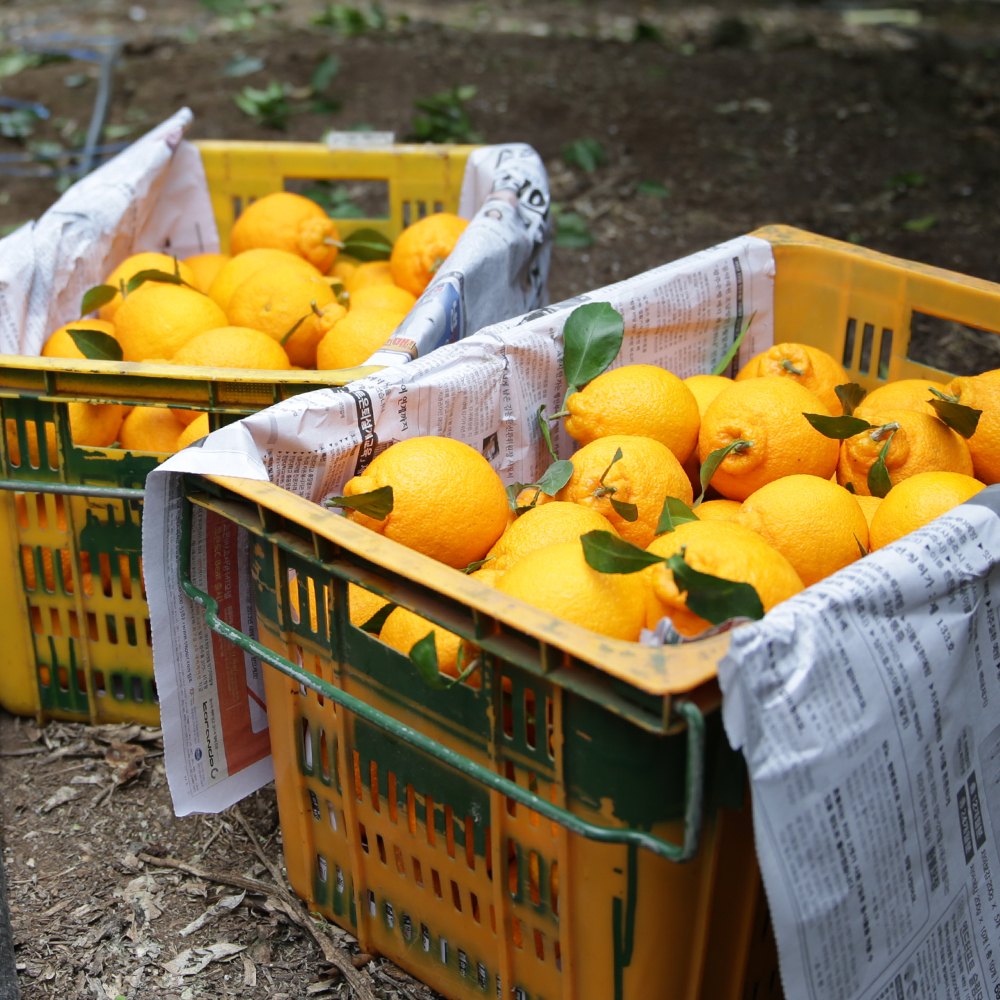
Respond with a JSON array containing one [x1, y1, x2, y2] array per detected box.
[[242, 954, 257, 987], [178, 891, 246, 937], [161, 942, 247, 977], [104, 741, 147, 785], [40, 785, 82, 813]]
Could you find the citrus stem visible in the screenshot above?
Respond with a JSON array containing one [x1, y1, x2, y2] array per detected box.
[[310, 299, 323, 317], [869, 421, 900, 442], [781, 359, 805, 376], [928, 387, 960, 403], [323, 238, 346, 248]]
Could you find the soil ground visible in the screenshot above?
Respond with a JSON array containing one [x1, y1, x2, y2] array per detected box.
[[3, 3, 1000, 998]]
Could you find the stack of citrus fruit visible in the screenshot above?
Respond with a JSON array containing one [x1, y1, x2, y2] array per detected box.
[[334, 330, 996, 676], [31, 194, 470, 457]]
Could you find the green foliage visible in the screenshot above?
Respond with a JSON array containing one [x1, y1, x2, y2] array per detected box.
[[561, 138, 607, 173], [633, 21, 663, 43], [68, 329, 123, 362], [834, 382, 867, 417], [903, 214, 937, 232], [340, 228, 394, 261], [324, 485, 394, 519], [562, 302, 624, 395], [313, 3, 386, 33], [80, 285, 117, 317], [656, 496, 698, 534], [410, 85, 481, 144], [553, 208, 593, 249], [0, 50, 42, 78], [887, 171, 926, 191], [222, 54, 265, 77], [636, 180, 671, 198], [803, 413, 873, 439], [0, 109, 38, 140], [234, 81, 293, 129], [711, 313, 753, 376]]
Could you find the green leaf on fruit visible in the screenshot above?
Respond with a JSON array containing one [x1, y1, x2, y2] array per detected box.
[[855, 534, 868, 558], [359, 601, 395, 634], [580, 529, 664, 574], [711, 313, 754, 377], [410, 631, 477, 689], [834, 382, 867, 417], [610, 498, 639, 521], [125, 268, 189, 294], [562, 302, 624, 394], [280, 314, 309, 345], [324, 485, 393, 519], [67, 328, 123, 362], [666, 551, 764, 625], [844, 481, 856, 494], [928, 397, 982, 438], [464, 555, 494, 574], [803, 413, 874, 439], [537, 404, 558, 462], [341, 227, 393, 262], [697, 439, 752, 504], [537, 459, 574, 496], [79, 284, 117, 317], [867, 430, 896, 499], [656, 495, 699, 534]]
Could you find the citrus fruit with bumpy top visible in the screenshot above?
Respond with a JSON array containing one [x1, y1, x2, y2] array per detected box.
[[698, 377, 839, 501], [118, 406, 185, 454], [349, 284, 417, 314], [564, 364, 701, 464], [869, 472, 985, 550], [684, 374, 732, 417], [330, 254, 359, 282], [114, 283, 228, 362], [348, 583, 390, 629], [226, 264, 338, 365], [390, 213, 469, 297], [315, 308, 407, 370], [183, 253, 230, 294], [853, 494, 882, 531], [735, 474, 869, 586], [945, 369, 1000, 484], [837, 407, 973, 496], [854, 378, 952, 421], [341, 436, 509, 569], [207, 248, 323, 313], [736, 342, 849, 415], [344, 260, 394, 294], [643, 519, 803, 637], [556, 434, 693, 547], [694, 499, 742, 522], [380, 606, 478, 679], [42, 319, 118, 360], [177, 413, 210, 449], [229, 192, 341, 272], [98, 252, 198, 322], [496, 538, 649, 641], [171, 326, 291, 370], [486, 501, 619, 574]]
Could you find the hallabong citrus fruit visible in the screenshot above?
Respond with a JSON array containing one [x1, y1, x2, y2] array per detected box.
[[390, 213, 469, 296], [736, 342, 849, 415], [869, 472, 985, 550], [229, 192, 341, 272]]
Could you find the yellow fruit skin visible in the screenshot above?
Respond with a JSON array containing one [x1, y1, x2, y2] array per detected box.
[[183, 253, 231, 294], [837, 407, 973, 495], [316, 308, 407, 370], [68, 402, 125, 447], [565, 364, 701, 464], [348, 583, 390, 630], [853, 494, 882, 530], [99, 253, 198, 322], [118, 406, 185, 454], [735, 342, 848, 415], [177, 413, 211, 450], [643, 520, 803, 636], [684, 374, 732, 417], [694, 499, 742, 522], [487, 501, 619, 574], [330, 255, 359, 281], [869, 472, 984, 550], [171, 326, 291, 371], [171, 409, 204, 427], [350, 284, 418, 313], [229, 192, 341, 272], [948, 371, 1000, 485], [342, 436, 509, 569], [207, 248, 322, 313], [557, 435, 694, 547], [496, 538, 649, 641], [344, 260, 394, 294], [114, 283, 228, 362], [42, 319, 117, 360], [699, 377, 840, 501], [854, 379, 951, 421], [736, 474, 869, 586], [380, 606, 477, 679], [390, 213, 469, 296]]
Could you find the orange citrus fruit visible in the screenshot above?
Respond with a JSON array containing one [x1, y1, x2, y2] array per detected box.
[[556, 434, 693, 547], [341, 436, 509, 569], [853, 494, 882, 530], [118, 406, 186, 454], [869, 472, 985, 550], [486, 501, 619, 574], [736, 342, 849, 414], [68, 402, 126, 447], [945, 370, 1000, 484], [177, 413, 210, 449], [380, 606, 478, 679], [171, 326, 291, 370], [207, 248, 323, 313], [496, 538, 649, 641], [349, 284, 417, 313], [643, 519, 803, 636], [390, 213, 469, 297], [694, 499, 742, 522], [98, 253, 197, 322], [42, 319, 117, 360], [330, 254, 359, 282], [315, 308, 407, 370], [344, 260, 394, 294], [853, 378, 951, 421], [684, 374, 732, 417], [348, 583, 391, 629], [564, 364, 701, 464], [229, 192, 341, 272], [183, 253, 230, 294], [698, 377, 840, 501], [171, 409, 205, 427], [114, 283, 228, 362], [735, 474, 869, 586], [837, 408, 973, 495]]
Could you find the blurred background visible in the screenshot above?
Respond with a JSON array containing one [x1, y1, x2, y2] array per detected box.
[[1, 0, 998, 309]]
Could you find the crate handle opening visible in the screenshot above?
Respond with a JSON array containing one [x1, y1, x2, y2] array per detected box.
[[177, 494, 706, 863]]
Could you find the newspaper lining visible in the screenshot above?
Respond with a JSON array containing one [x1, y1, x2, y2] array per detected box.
[[146, 233, 776, 815], [720, 487, 1000, 1000]]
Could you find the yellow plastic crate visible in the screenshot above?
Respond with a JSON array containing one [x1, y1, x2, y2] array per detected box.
[[175, 226, 1000, 1000], [0, 140, 476, 725]]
